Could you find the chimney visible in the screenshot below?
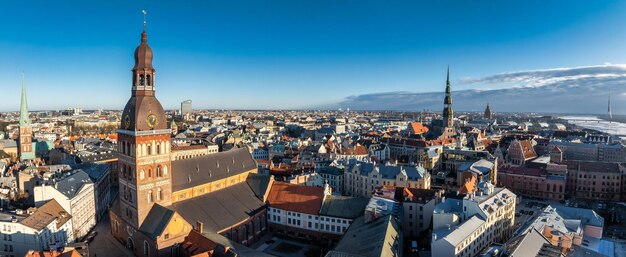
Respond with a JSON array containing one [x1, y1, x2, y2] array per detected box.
[[196, 221, 204, 233]]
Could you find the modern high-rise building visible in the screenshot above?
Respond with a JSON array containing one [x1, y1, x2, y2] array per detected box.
[[181, 99, 192, 116], [18, 75, 35, 161]]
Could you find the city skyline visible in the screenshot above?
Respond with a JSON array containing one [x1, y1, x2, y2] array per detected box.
[[2, 1, 626, 113]]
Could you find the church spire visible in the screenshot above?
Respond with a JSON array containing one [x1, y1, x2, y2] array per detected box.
[[443, 66, 454, 128], [132, 10, 155, 96], [19, 73, 31, 127]]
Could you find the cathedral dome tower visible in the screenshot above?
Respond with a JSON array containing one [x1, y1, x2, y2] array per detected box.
[[121, 29, 167, 132]]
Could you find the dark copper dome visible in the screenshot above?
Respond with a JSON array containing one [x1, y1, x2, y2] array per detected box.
[[121, 96, 167, 131]]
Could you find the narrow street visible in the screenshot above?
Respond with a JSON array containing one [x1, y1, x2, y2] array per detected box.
[[88, 211, 134, 257]]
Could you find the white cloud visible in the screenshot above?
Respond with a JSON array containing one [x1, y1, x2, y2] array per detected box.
[[327, 64, 626, 114]]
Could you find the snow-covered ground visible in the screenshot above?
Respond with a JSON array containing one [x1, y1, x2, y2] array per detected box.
[[560, 116, 626, 136]]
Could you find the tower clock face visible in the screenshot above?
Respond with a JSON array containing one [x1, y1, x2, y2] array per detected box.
[[124, 114, 131, 129], [147, 114, 158, 129]]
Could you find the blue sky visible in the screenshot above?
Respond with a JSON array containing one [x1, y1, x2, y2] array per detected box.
[[1, 0, 626, 112]]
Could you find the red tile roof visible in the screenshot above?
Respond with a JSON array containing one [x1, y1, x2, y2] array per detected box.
[[181, 230, 217, 257], [409, 122, 429, 135], [520, 140, 537, 159], [340, 145, 367, 155], [458, 175, 477, 194], [267, 182, 324, 215]]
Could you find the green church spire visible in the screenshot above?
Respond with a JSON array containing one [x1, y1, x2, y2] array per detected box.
[[19, 73, 31, 127]]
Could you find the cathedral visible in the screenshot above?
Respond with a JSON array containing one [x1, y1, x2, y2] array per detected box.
[[109, 22, 268, 257]]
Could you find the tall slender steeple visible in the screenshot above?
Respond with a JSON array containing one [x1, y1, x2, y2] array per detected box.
[[442, 66, 454, 128], [608, 93, 613, 120], [18, 74, 35, 161], [19, 74, 31, 126]]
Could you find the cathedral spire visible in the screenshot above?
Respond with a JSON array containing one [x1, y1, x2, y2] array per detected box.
[[443, 66, 454, 128], [19, 73, 31, 127], [446, 65, 450, 86]]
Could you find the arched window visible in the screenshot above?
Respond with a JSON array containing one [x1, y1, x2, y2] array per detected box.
[[163, 165, 168, 176], [246, 223, 252, 239], [156, 143, 161, 154], [143, 240, 149, 256], [232, 229, 239, 242], [147, 145, 152, 156], [142, 144, 147, 157], [148, 169, 152, 178], [157, 166, 162, 177], [146, 75, 151, 86], [140, 170, 145, 180], [157, 188, 163, 201], [147, 190, 153, 203], [139, 74, 145, 86]]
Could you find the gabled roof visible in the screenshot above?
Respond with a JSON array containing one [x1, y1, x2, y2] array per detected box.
[[408, 122, 429, 135], [320, 196, 369, 219], [53, 170, 93, 199], [139, 203, 176, 239], [173, 182, 265, 233], [181, 230, 218, 257], [266, 182, 324, 215], [20, 199, 71, 231], [245, 173, 271, 201], [171, 148, 256, 192]]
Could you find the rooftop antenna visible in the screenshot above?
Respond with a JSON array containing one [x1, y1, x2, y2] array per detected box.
[[608, 90, 613, 122], [142, 9, 147, 31]]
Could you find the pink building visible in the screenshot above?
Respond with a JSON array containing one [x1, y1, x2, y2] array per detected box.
[[566, 160, 626, 201], [498, 166, 566, 201]]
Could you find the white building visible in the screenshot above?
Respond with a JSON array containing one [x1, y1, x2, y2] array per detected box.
[[253, 147, 269, 161], [0, 199, 73, 257], [266, 182, 368, 242], [431, 183, 516, 257], [33, 170, 96, 239], [344, 160, 430, 197]]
